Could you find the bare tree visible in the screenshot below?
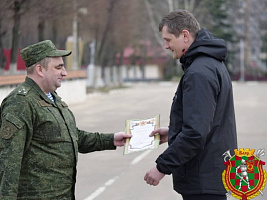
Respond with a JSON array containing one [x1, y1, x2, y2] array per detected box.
[[9, 0, 28, 74], [83, 0, 141, 86], [143, 0, 198, 79], [144, 0, 164, 49], [184, 0, 195, 12], [32, 0, 72, 45], [0, 0, 10, 74], [0, 19, 7, 74]]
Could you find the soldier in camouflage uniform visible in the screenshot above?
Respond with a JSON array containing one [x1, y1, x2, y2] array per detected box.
[[0, 40, 131, 200]]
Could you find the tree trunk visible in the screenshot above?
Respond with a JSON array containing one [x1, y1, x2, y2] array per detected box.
[[38, 17, 45, 41], [10, 0, 22, 74], [184, 0, 195, 12], [0, 19, 6, 74], [52, 19, 58, 45], [144, 0, 163, 50], [96, 0, 116, 65], [116, 50, 124, 86]]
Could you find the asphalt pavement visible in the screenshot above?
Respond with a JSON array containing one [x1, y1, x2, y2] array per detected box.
[[69, 81, 267, 200]]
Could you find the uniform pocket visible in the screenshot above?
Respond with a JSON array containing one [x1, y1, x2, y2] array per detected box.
[[34, 107, 62, 142]]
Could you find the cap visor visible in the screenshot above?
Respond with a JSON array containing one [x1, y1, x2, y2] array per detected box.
[[47, 50, 72, 57]]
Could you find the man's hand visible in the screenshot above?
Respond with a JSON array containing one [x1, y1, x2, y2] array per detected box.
[[150, 127, 169, 144], [144, 166, 165, 186], [113, 132, 132, 146]]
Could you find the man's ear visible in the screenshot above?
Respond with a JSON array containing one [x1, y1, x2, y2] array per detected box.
[[181, 30, 190, 42], [35, 64, 44, 77]]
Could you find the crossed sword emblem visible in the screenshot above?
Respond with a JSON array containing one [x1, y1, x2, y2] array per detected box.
[[222, 149, 265, 198]]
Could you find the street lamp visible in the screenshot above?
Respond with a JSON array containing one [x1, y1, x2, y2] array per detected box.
[[72, 0, 78, 70]]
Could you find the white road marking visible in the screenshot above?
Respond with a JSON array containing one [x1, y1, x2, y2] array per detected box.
[[84, 150, 151, 200], [84, 176, 119, 200], [131, 150, 152, 165]]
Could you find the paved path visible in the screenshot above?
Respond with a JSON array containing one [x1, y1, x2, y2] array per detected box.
[[69, 81, 267, 200]]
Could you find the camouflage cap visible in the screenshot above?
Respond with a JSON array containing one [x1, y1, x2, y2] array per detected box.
[[20, 40, 72, 67]]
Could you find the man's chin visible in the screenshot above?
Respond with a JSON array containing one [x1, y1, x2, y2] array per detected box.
[[56, 83, 61, 89], [172, 54, 179, 60]]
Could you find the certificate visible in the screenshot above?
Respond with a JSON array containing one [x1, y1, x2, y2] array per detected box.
[[123, 115, 160, 155]]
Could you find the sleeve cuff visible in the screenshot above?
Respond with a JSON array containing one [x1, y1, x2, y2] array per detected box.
[[101, 133, 116, 150], [156, 156, 172, 175]]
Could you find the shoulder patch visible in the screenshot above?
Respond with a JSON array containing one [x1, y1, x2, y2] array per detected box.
[[0, 113, 24, 140], [0, 121, 17, 139]]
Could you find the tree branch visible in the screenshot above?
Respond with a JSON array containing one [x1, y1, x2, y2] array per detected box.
[[144, 0, 164, 51]]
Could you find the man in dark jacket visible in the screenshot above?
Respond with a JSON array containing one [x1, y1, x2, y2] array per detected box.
[[144, 10, 237, 200]]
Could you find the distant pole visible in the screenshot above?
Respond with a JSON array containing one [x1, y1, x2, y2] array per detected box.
[[168, 0, 174, 11], [87, 40, 96, 87], [240, 39, 245, 82], [72, 0, 78, 70], [245, 0, 250, 72]]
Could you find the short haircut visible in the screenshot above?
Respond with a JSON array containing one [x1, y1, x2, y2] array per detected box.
[[159, 9, 200, 38], [27, 57, 51, 74]]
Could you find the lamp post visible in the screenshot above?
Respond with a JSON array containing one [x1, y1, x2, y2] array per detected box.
[[72, 0, 78, 70], [87, 40, 96, 87], [240, 39, 245, 82]]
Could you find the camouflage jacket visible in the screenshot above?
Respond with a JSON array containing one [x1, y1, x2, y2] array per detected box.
[[0, 77, 116, 200]]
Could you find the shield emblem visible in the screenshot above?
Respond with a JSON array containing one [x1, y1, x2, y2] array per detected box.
[[222, 148, 266, 200]]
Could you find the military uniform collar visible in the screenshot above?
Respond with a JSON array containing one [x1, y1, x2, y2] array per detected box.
[[24, 76, 58, 106]]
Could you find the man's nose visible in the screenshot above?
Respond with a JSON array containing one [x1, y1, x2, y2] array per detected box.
[[164, 42, 170, 49], [62, 67, 67, 76]]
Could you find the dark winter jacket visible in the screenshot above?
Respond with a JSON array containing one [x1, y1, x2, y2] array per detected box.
[[156, 28, 238, 195]]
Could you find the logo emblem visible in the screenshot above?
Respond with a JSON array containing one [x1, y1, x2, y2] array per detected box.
[[222, 148, 266, 200]]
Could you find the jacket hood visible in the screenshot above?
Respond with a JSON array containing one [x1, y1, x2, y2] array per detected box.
[[180, 28, 227, 68]]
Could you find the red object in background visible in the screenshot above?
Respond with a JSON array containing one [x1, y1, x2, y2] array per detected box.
[[3, 49, 26, 71]]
